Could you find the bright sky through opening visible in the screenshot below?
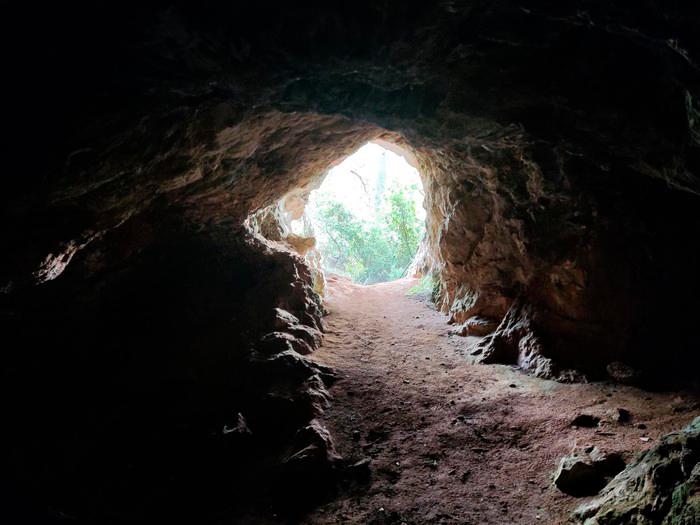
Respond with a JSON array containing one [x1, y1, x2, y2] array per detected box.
[[292, 142, 426, 284]]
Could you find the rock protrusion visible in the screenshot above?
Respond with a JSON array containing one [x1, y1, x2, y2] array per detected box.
[[470, 300, 556, 379], [573, 417, 700, 524], [451, 316, 499, 337], [554, 447, 626, 497]]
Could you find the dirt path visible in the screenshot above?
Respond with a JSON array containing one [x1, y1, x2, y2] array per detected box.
[[301, 277, 699, 525]]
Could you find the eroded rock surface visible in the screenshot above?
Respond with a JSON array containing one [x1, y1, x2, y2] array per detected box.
[[451, 315, 499, 337], [3, 224, 336, 522], [3, 3, 700, 386], [554, 447, 626, 497], [573, 417, 700, 524]]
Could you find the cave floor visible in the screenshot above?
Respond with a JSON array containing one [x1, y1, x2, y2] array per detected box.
[[290, 277, 699, 525]]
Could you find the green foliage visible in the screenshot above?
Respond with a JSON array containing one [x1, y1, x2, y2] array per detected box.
[[314, 187, 424, 284], [407, 275, 435, 297]]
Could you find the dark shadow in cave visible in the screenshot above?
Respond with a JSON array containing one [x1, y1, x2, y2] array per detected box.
[[2, 2, 700, 524]]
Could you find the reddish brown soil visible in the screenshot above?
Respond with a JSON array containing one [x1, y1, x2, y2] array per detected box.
[[300, 277, 699, 525]]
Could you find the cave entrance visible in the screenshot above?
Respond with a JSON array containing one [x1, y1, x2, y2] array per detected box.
[[292, 142, 425, 285]]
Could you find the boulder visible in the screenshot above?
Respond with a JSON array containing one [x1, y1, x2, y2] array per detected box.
[[573, 417, 700, 524], [554, 447, 626, 497]]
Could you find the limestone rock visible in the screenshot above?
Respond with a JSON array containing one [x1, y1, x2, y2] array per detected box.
[[279, 419, 342, 503], [284, 233, 316, 256], [223, 413, 252, 436], [573, 417, 700, 524], [272, 306, 324, 346], [274, 308, 302, 330], [452, 316, 499, 337], [259, 331, 314, 355], [554, 447, 626, 497]]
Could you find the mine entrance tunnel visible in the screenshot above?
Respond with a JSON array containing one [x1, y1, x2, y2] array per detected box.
[[2, 3, 700, 524]]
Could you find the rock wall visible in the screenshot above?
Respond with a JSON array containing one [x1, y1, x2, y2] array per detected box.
[[3, 216, 337, 521], [573, 416, 700, 524], [4, 3, 700, 381], [421, 136, 700, 381]]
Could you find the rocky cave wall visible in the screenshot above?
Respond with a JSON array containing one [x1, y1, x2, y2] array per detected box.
[[2, 1, 700, 522]]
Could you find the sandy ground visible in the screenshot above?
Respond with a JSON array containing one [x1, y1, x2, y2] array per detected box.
[[297, 277, 699, 525]]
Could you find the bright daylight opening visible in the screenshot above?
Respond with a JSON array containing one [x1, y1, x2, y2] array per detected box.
[[292, 142, 426, 284]]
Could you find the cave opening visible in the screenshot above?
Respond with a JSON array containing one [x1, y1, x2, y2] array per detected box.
[[4, 3, 700, 524], [291, 141, 426, 285]]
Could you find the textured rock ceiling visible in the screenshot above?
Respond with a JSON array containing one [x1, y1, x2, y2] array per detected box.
[[4, 2, 700, 374]]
